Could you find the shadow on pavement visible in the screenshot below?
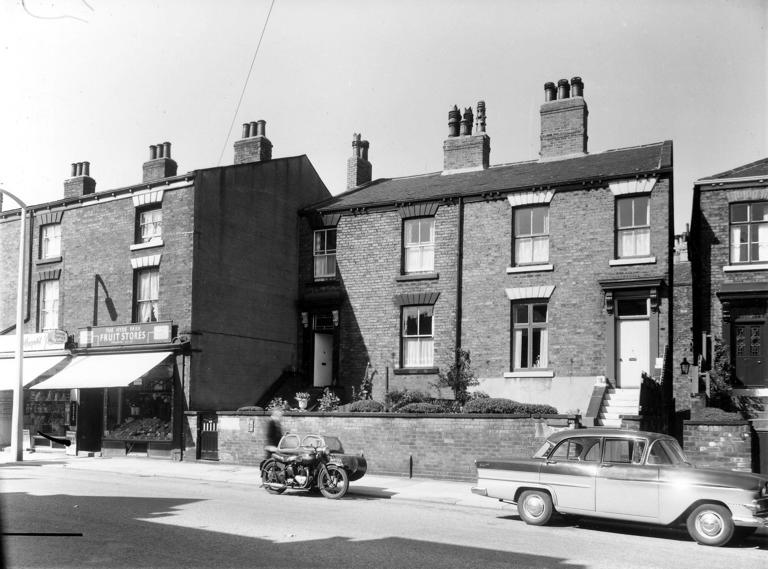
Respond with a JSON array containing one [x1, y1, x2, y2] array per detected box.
[[1, 491, 586, 569]]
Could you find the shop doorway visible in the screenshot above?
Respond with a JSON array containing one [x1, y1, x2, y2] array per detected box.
[[616, 299, 650, 388], [313, 333, 333, 387], [76, 388, 103, 452], [734, 320, 767, 387]]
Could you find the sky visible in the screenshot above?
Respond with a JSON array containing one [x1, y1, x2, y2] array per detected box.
[[0, 0, 766, 233]]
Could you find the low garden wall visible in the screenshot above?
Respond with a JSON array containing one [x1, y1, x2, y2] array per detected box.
[[184, 411, 580, 481], [682, 420, 753, 472]]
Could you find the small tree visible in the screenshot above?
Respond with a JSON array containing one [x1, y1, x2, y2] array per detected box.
[[432, 348, 479, 406], [708, 337, 736, 409]]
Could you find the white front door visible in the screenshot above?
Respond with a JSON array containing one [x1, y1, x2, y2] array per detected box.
[[313, 333, 333, 387], [618, 319, 649, 388]]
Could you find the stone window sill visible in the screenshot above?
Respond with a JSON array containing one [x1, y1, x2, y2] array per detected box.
[[394, 367, 439, 375], [396, 272, 439, 282], [504, 370, 555, 378], [723, 263, 768, 272], [506, 264, 553, 274], [36, 256, 62, 265], [609, 256, 656, 267], [130, 239, 164, 251]]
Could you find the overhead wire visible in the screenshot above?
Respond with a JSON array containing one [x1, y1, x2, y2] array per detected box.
[[217, 0, 277, 166]]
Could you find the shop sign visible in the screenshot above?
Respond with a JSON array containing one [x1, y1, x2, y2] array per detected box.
[[0, 330, 67, 354], [78, 322, 173, 348]]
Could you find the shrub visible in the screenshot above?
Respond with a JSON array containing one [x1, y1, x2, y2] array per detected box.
[[387, 389, 430, 411], [317, 388, 341, 412], [431, 348, 478, 405], [463, 398, 558, 415], [398, 402, 443, 414], [348, 399, 385, 413], [267, 397, 288, 410]]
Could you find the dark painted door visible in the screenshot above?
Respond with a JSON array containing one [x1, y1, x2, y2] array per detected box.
[[734, 320, 767, 387], [76, 388, 103, 452]]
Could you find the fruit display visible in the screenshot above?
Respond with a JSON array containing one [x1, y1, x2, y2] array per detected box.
[[110, 417, 172, 440]]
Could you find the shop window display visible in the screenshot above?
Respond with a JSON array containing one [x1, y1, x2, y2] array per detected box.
[[24, 390, 72, 438], [105, 376, 172, 442]]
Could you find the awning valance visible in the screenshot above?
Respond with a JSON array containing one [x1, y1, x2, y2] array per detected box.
[[31, 352, 173, 390], [0, 355, 68, 390]]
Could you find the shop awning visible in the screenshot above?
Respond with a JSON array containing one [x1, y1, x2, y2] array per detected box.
[[0, 355, 68, 390], [30, 352, 173, 390]]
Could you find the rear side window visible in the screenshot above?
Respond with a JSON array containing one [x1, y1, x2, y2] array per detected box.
[[550, 437, 601, 462], [648, 441, 672, 465], [604, 438, 646, 464]]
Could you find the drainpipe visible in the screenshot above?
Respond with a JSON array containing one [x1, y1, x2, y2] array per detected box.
[[455, 196, 464, 353]]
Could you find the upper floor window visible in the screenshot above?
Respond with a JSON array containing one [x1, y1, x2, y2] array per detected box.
[[403, 218, 435, 273], [135, 267, 159, 323], [402, 305, 434, 367], [514, 206, 549, 265], [39, 279, 59, 331], [617, 196, 650, 258], [40, 223, 61, 259], [313, 228, 337, 279], [512, 302, 548, 370], [730, 202, 768, 264], [137, 207, 163, 244]]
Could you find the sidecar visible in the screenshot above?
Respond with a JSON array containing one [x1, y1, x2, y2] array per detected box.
[[266, 433, 367, 482]]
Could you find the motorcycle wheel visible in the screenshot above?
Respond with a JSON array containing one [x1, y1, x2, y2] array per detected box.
[[318, 464, 349, 499], [261, 460, 286, 494]]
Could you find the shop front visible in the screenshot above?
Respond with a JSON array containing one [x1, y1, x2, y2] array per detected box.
[[30, 322, 188, 458]]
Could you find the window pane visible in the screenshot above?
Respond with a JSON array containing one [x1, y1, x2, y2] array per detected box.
[[604, 439, 631, 463], [532, 237, 549, 263], [731, 203, 749, 222], [635, 228, 650, 256], [421, 245, 434, 271], [421, 219, 434, 243], [403, 308, 418, 335], [758, 223, 768, 261], [532, 328, 544, 367], [405, 220, 419, 245], [405, 248, 420, 272], [314, 231, 325, 253], [516, 238, 533, 264], [419, 307, 433, 335], [751, 202, 768, 221], [617, 298, 648, 317], [326, 229, 336, 251], [514, 329, 528, 368], [633, 197, 649, 226], [619, 229, 635, 257], [514, 305, 528, 324], [531, 207, 548, 234], [532, 305, 547, 322], [617, 199, 633, 228], [515, 209, 532, 237]]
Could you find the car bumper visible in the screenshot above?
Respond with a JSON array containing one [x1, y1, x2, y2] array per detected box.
[[471, 486, 488, 497]]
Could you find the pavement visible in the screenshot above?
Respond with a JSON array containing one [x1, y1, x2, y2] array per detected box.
[[0, 447, 511, 511]]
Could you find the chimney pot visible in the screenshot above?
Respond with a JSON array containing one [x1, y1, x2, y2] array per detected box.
[[83, 161, 90, 176], [557, 79, 570, 99], [448, 105, 460, 138], [150, 145, 158, 160], [163, 142, 171, 158], [475, 100, 487, 133], [249, 122, 258, 138], [70, 163, 78, 177], [544, 82, 557, 102], [347, 132, 372, 189], [460, 107, 474, 136], [361, 140, 369, 161], [256, 120, 266, 137], [242, 123, 250, 139], [570, 76, 584, 97]]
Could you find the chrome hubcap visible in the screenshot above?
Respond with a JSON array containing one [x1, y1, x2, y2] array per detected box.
[[696, 511, 724, 537], [524, 495, 545, 518]]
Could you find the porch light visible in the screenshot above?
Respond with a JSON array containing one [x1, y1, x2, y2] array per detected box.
[[680, 357, 691, 375]]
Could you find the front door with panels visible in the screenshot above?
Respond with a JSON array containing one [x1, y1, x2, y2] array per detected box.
[[616, 298, 650, 388], [312, 312, 336, 387], [733, 319, 767, 387]]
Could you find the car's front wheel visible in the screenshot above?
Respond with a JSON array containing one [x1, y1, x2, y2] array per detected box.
[[517, 490, 553, 526], [686, 503, 735, 546]]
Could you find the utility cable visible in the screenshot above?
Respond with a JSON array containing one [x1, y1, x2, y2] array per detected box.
[[217, 0, 276, 165]]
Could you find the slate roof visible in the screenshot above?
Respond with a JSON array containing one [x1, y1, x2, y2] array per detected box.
[[699, 157, 768, 181], [312, 140, 672, 213]]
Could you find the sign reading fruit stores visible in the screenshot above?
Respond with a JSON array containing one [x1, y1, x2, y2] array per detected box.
[[78, 322, 173, 348]]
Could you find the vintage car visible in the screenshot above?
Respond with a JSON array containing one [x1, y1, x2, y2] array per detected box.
[[472, 428, 768, 546]]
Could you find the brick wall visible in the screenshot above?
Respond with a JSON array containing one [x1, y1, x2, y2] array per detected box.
[[683, 421, 753, 471], [188, 411, 578, 481], [539, 97, 588, 159], [672, 238, 695, 415]]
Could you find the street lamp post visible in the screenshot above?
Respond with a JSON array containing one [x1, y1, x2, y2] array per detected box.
[[1, 187, 28, 462]]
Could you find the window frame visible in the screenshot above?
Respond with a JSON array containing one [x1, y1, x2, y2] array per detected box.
[[616, 196, 650, 259], [134, 267, 160, 323], [40, 223, 62, 259], [313, 228, 337, 280], [400, 304, 435, 368], [513, 205, 550, 266], [38, 279, 60, 331], [729, 201, 768, 264], [511, 301, 549, 371], [402, 217, 435, 274], [135, 205, 163, 244]]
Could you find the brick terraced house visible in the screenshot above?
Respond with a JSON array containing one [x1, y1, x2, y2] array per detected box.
[[0, 122, 331, 456], [300, 78, 676, 427]]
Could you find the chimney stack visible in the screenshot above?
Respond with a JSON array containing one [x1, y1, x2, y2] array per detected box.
[[539, 76, 588, 160], [443, 100, 490, 173], [64, 161, 96, 199], [142, 142, 178, 182], [346, 133, 372, 189], [234, 119, 272, 164]]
